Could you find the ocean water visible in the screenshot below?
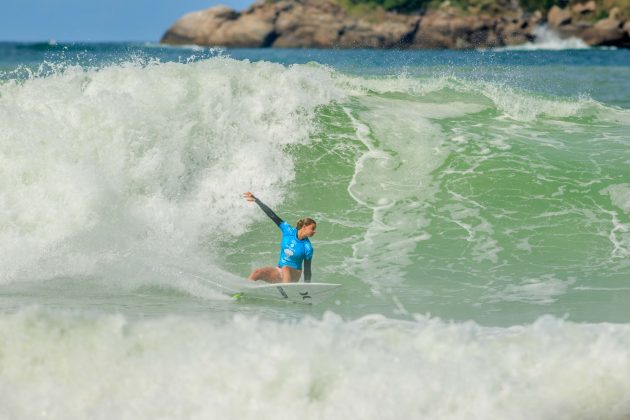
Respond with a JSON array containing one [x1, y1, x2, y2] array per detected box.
[[1, 41, 630, 419]]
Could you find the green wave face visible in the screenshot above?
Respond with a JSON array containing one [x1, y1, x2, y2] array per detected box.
[[227, 74, 630, 323], [2, 52, 629, 324]]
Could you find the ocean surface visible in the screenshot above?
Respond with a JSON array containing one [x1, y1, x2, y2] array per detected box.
[[1, 39, 630, 419]]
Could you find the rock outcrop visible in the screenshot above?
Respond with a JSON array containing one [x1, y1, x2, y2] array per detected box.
[[546, 4, 630, 47], [160, 0, 630, 49]]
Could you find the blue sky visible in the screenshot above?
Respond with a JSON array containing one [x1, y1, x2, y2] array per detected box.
[[1, 0, 252, 42]]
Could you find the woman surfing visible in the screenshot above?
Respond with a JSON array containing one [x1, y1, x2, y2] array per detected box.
[[243, 192, 316, 283]]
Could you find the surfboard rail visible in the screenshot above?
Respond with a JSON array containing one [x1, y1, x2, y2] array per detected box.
[[236, 282, 341, 305]]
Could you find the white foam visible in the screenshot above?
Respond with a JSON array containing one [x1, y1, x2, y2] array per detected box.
[[601, 184, 630, 214], [479, 82, 587, 121], [337, 73, 454, 97], [515, 237, 533, 252], [0, 58, 344, 285], [339, 72, 606, 124], [598, 185, 630, 259], [1, 308, 630, 420], [484, 275, 576, 304], [343, 97, 486, 285], [502, 25, 590, 51], [351, 73, 596, 123], [440, 203, 502, 263]]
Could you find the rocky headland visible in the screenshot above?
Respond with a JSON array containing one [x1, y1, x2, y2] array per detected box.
[[160, 0, 630, 49]]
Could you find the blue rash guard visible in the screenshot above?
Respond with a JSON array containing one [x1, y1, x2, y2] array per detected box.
[[278, 221, 313, 270], [253, 197, 314, 281]]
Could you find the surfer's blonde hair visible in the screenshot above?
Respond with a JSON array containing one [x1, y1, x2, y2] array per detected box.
[[296, 217, 316, 230]]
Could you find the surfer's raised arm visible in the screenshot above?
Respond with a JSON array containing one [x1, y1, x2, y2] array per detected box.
[[243, 192, 283, 227]]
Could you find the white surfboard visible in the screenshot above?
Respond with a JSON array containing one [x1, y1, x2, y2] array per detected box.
[[235, 282, 341, 305]]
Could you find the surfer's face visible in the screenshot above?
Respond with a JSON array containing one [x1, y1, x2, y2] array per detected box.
[[301, 223, 317, 238]]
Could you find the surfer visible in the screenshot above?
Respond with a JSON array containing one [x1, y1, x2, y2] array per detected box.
[[243, 192, 316, 283]]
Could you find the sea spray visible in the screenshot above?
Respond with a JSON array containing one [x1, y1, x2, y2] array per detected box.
[[0, 58, 344, 286]]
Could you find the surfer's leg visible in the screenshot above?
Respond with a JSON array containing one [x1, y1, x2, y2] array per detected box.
[[280, 266, 302, 283], [248, 266, 282, 283]]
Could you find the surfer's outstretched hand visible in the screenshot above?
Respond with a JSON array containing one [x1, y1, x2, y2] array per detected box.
[[243, 192, 256, 202]]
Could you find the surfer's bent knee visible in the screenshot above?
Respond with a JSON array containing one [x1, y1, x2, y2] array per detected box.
[[248, 267, 282, 282], [280, 266, 301, 283]]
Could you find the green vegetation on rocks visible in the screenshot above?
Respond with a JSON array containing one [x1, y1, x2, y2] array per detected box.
[[341, 0, 430, 12], [340, 0, 628, 15]]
